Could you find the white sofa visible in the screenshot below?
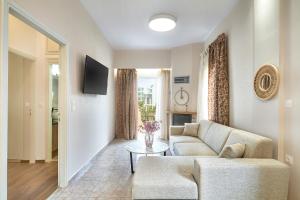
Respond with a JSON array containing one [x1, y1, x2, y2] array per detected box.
[[132, 120, 290, 200], [170, 120, 273, 158]]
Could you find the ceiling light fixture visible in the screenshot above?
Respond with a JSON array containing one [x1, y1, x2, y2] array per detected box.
[[149, 14, 176, 32]]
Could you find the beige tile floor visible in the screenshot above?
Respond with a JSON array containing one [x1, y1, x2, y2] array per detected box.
[[49, 139, 170, 200]]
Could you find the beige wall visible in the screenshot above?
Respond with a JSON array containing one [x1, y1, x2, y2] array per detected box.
[[282, 0, 300, 199], [201, 0, 280, 155], [171, 43, 202, 112], [114, 49, 171, 68], [9, 0, 115, 180], [8, 14, 37, 59]]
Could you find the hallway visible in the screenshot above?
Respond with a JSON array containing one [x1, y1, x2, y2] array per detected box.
[[8, 161, 58, 200]]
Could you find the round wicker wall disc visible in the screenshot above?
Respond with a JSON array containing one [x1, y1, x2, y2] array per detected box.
[[254, 64, 279, 100]]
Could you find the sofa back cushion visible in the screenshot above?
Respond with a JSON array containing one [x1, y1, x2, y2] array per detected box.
[[197, 120, 213, 140], [223, 129, 273, 158], [202, 122, 232, 153], [183, 123, 200, 137], [219, 143, 246, 158]]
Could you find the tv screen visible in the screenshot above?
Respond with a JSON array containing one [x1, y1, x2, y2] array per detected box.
[[83, 55, 108, 95]]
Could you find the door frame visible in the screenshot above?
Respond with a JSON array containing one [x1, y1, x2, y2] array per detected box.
[[0, 1, 70, 199]]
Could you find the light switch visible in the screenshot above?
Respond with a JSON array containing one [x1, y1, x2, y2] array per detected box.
[[285, 99, 293, 108], [285, 154, 294, 165]]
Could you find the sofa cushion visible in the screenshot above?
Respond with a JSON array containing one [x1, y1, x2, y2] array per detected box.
[[183, 123, 200, 137], [198, 120, 213, 140], [223, 129, 273, 158], [202, 122, 232, 153], [170, 125, 185, 136], [170, 135, 202, 147], [192, 158, 290, 200], [219, 143, 245, 158], [169, 135, 203, 155], [132, 156, 198, 200], [174, 142, 218, 156]]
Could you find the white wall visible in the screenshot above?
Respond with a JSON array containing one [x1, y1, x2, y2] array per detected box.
[[252, 0, 280, 156], [201, 0, 280, 156], [282, 0, 300, 199], [9, 0, 115, 180], [113, 43, 202, 113]]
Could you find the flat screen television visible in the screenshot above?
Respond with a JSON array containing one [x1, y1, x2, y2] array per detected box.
[[83, 55, 108, 95]]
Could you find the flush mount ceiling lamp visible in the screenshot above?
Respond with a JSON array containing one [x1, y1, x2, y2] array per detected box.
[[149, 14, 177, 32]]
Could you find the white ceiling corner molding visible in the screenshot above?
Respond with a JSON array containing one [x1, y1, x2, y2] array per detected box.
[[80, 0, 239, 49]]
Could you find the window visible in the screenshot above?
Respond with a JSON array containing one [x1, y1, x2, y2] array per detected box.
[[137, 78, 157, 122]]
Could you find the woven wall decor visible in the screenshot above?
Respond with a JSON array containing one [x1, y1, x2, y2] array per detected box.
[[254, 64, 279, 101]]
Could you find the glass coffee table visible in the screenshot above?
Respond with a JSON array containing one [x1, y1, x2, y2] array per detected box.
[[125, 141, 169, 173]]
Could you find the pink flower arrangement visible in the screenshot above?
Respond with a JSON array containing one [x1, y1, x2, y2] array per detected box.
[[139, 121, 160, 134]]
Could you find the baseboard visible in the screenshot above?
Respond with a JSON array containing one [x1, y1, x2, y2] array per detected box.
[[8, 159, 47, 163], [8, 159, 21, 163], [67, 138, 113, 183], [35, 160, 46, 163]]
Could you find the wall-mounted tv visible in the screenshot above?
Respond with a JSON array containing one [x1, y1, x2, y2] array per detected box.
[[83, 55, 108, 95]]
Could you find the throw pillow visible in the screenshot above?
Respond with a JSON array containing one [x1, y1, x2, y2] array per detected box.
[[219, 143, 246, 158], [182, 123, 200, 137]]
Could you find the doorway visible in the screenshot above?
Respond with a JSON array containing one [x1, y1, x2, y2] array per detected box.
[[49, 63, 60, 161], [7, 14, 61, 199], [0, 2, 69, 199], [137, 69, 161, 124]]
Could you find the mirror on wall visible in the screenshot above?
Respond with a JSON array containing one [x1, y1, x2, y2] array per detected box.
[[254, 64, 279, 101]]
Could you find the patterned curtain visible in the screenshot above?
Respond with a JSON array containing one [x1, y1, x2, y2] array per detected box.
[[208, 33, 229, 126], [115, 69, 138, 139]]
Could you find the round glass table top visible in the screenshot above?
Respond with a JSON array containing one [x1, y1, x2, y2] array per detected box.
[[125, 141, 169, 154]]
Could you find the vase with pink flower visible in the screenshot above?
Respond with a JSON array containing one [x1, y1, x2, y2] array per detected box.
[[138, 121, 160, 148]]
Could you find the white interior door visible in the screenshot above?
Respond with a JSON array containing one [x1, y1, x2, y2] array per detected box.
[[22, 57, 34, 161], [8, 52, 24, 159], [8, 52, 34, 160]]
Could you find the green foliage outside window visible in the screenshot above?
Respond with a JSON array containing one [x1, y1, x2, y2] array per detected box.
[[138, 101, 156, 122]]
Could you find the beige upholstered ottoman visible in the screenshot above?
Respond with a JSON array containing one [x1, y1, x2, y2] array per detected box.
[[132, 156, 198, 200]]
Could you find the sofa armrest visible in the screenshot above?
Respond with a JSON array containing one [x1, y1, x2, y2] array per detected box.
[[170, 125, 185, 136], [192, 158, 289, 200]]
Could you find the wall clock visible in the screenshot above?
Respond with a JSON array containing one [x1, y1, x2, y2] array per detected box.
[[174, 87, 190, 106]]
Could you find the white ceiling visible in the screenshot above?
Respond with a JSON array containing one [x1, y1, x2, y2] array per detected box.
[[80, 0, 239, 50]]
